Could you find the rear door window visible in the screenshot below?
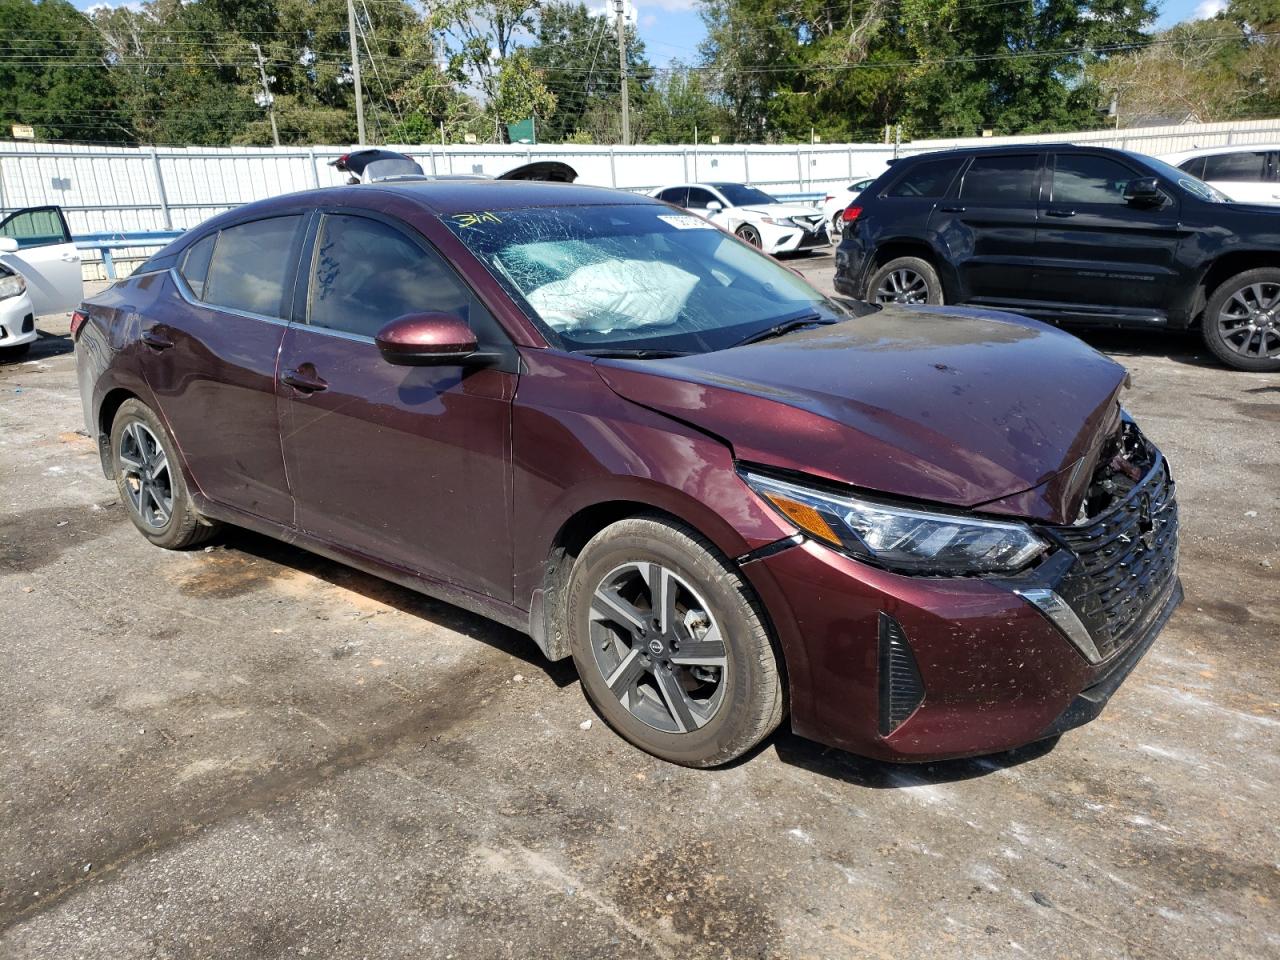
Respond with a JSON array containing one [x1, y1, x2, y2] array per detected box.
[[1201, 151, 1269, 181], [202, 216, 303, 318], [959, 154, 1040, 202], [884, 157, 964, 198], [1049, 154, 1141, 205]]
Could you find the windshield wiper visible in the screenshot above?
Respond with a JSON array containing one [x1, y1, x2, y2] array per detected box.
[[578, 348, 691, 359], [731, 312, 835, 348]]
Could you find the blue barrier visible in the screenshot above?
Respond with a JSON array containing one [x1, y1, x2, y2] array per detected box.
[[75, 230, 183, 278]]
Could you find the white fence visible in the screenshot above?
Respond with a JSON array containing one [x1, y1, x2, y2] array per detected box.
[[2, 116, 1278, 274]]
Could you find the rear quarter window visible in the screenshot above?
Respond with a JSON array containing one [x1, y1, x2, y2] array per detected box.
[[179, 233, 216, 298]]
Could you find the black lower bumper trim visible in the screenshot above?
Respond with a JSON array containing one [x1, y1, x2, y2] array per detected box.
[[1039, 578, 1183, 740]]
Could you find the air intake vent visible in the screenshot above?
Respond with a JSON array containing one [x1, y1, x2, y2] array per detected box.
[[878, 612, 925, 735]]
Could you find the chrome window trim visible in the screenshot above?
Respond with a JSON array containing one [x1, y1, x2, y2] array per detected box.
[[169, 266, 290, 328]]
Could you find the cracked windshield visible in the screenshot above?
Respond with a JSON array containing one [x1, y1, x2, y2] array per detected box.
[[444, 204, 857, 355]]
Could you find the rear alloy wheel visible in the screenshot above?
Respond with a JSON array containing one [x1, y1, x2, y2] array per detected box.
[[1203, 269, 1280, 371], [868, 256, 943, 305], [566, 516, 784, 767], [735, 224, 763, 248], [111, 399, 220, 549]]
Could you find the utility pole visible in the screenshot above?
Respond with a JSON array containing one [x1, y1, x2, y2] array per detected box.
[[347, 0, 366, 144], [614, 0, 630, 146], [251, 43, 280, 147]]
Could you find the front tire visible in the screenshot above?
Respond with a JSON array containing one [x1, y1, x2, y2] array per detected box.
[[565, 516, 784, 767], [1202, 268, 1280, 371], [735, 224, 763, 248], [867, 256, 943, 305], [111, 399, 220, 549]]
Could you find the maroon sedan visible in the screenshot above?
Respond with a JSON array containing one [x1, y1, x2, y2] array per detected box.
[[73, 181, 1181, 767]]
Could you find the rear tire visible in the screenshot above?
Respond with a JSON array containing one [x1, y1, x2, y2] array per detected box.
[[735, 224, 763, 248], [110, 399, 220, 549], [1201, 268, 1280, 371], [867, 256, 943, 305], [565, 515, 784, 767]]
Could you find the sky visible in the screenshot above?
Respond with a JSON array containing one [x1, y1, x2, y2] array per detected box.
[[73, 0, 1230, 68]]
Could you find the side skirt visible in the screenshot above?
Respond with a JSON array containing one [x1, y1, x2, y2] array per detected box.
[[191, 493, 533, 638]]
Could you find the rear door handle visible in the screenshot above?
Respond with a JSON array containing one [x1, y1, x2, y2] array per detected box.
[[141, 329, 174, 351], [940, 205, 966, 213], [282, 367, 328, 393], [1045, 208, 1076, 218]]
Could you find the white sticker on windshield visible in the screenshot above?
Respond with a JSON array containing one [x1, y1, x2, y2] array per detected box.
[[658, 214, 715, 230]]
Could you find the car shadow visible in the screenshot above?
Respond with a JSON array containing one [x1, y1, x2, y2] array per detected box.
[[0, 331, 75, 365], [208, 526, 581, 688], [766, 727, 1060, 787], [1068, 326, 1224, 369]]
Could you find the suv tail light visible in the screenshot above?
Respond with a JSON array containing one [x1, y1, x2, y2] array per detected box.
[[70, 310, 88, 340], [841, 205, 863, 225]]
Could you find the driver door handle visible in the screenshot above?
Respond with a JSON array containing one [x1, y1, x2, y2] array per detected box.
[[282, 367, 328, 393], [940, 205, 966, 213], [1045, 208, 1077, 218]]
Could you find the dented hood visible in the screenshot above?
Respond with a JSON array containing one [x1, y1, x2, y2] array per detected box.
[[593, 305, 1128, 523]]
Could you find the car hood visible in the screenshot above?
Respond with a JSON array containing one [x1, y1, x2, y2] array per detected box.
[[736, 203, 824, 221], [593, 305, 1128, 523]]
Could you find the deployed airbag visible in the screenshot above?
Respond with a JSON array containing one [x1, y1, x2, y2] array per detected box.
[[526, 259, 699, 332]]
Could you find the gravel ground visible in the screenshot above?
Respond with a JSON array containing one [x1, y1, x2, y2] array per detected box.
[[1, 264, 1277, 959]]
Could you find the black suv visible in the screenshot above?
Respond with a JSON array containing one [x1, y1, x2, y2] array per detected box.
[[833, 144, 1280, 371]]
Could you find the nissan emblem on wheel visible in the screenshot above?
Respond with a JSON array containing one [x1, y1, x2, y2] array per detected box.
[[75, 178, 1181, 767], [834, 144, 1280, 372]]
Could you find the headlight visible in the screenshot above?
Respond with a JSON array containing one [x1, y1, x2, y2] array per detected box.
[[0, 274, 26, 301], [742, 470, 1048, 575], [759, 217, 795, 227]]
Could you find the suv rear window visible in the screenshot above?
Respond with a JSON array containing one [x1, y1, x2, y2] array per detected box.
[[959, 154, 1039, 202], [885, 157, 963, 198]]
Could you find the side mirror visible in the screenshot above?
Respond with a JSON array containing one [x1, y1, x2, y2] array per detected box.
[[0, 237, 18, 254], [1123, 177, 1164, 206], [705, 200, 723, 213], [375, 312, 479, 366]]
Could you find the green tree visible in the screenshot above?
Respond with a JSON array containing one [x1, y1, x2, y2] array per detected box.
[[0, 0, 127, 142], [638, 64, 730, 143]]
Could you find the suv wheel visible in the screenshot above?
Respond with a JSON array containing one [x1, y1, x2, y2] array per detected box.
[[868, 256, 943, 305], [1203, 269, 1280, 371], [111, 399, 220, 549], [565, 516, 784, 767]]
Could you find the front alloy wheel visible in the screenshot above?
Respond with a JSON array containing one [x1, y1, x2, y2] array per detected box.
[[589, 562, 728, 734], [566, 516, 784, 767]]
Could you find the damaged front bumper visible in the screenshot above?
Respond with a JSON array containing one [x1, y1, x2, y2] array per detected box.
[[739, 427, 1182, 763]]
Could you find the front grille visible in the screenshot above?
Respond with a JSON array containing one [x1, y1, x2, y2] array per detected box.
[[1053, 453, 1180, 661]]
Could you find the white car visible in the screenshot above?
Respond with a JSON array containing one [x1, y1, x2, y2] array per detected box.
[[0, 204, 84, 358], [1162, 145, 1280, 205], [649, 182, 829, 254], [821, 177, 878, 238]]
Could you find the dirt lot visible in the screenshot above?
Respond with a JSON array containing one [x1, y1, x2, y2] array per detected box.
[[2, 261, 1278, 960]]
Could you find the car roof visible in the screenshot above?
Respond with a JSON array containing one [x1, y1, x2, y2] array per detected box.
[[367, 178, 652, 215], [1163, 143, 1280, 159]]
